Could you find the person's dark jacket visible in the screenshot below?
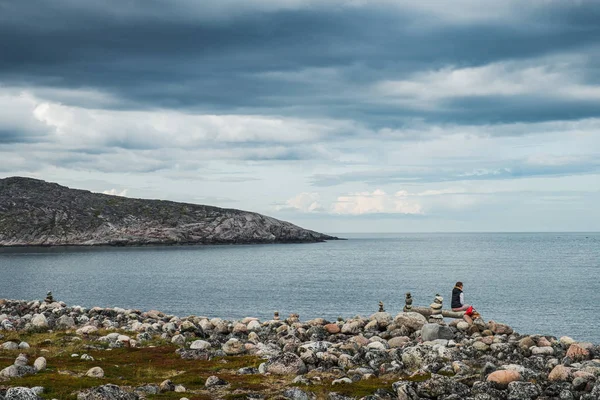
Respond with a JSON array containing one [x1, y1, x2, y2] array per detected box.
[[451, 287, 463, 309]]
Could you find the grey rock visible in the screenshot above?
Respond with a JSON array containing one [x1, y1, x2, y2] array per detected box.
[[159, 379, 175, 392], [507, 381, 541, 399], [204, 375, 228, 388], [266, 352, 307, 375], [170, 334, 185, 346], [134, 385, 159, 395], [421, 324, 454, 341], [0, 364, 37, 378], [393, 381, 419, 400], [394, 312, 428, 331], [222, 338, 245, 355], [14, 353, 28, 366], [76, 384, 139, 399], [401, 346, 425, 370], [282, 388, 315, 400], [2, 341, 18, 350], [189, 340, 211, 350], [85, 366, 105, 378], [5, 387, 43, 400], [56, 315, 76, 329], [33, 357, 47, 371], [416, 374, 470, 398], [238, 367, 259, 375]]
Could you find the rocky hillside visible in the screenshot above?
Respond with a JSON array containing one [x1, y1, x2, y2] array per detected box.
[[0, 177, 337, 246]]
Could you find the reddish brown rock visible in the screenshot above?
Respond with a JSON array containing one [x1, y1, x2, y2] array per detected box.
[[388, 336, 411, 348], [481, 336, 494, 345], [487, 370, 521, 388], [548, 365, 573, 382], [537, 337, 552, 347], [488, 320, 513, 335], [519, 336, 536, 350], [324, 323, 340, 334], [566, 343, 590, 361]]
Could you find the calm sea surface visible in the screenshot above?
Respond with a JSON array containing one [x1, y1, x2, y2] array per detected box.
[[0, 233, 598, 342]]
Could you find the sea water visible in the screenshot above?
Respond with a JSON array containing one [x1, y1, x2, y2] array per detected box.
[[1, 233, 598, 342]]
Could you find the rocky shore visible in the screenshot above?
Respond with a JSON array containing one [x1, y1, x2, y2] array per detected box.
[[1, 298, 599, 400]]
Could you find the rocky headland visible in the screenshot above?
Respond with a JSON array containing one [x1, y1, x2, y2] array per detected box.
[[0, 297, 599, 400], [0, 177, 337, 246]]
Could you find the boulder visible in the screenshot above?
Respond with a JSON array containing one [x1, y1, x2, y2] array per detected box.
[[394, 312, 427, 331], [388, 336, 411, 348], [548, 365, 573, 382], [247, 320, 261, 331], [531, 346, 554, 356], [341, 320, 363, 334], [401, 346, 425, 370], [0, 364, 37, 379], [456, 321, 469, 331], [56, 315, 76, 329], [507, 381, 541, 400], [34, 357, 47, 371], [205, 375, 228, 388], [190, 340, 211, 350], [560, 336, 576, 346], [5, 387, 43, 400], [518, 336, 535, 350], [566, 343, 590, 361], [282, 387, 315, 400], [159, 379, 175, 392], [488, 320, 513, 335], [76, 384, 139, 399], [14, 353, 28, 366], [171, 334, 185, 346], [416, 374, 470, 398], [222, 338, 245, 355], [2, 341, 19, 350], [76, 325, 99, 335], [324, 323, 341, 334], [31, 313, 48, 328], [266, 353, 307, 375], [85, 367, 105, 378], [370, 312, 393, 327], [487, 370, 521, 388], [421, 323, 454, 342]]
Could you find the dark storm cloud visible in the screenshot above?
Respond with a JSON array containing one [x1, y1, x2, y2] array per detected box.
[[1, 1, 600, 126]]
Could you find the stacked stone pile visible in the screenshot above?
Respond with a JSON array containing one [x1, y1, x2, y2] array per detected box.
[[1, 298, 599, 399]]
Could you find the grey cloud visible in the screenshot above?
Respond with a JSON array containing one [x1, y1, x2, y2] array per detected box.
[[1, 1, 600, 127]]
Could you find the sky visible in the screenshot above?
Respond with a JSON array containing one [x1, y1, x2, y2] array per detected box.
[[1, 0, 599, 233]]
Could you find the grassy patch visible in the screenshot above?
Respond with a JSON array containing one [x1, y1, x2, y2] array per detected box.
[[0, 331, 274, 399]]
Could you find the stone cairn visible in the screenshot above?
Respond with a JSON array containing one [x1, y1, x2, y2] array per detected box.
[[44, 292, 54, 303], [429, 294, 444, 324], [287, 313, 300, 324], [403, 292, 413, 312], [378, 301, 385, 312]]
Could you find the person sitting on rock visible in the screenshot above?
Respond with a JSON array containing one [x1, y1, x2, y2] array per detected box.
[[451, 281, 478, 324]]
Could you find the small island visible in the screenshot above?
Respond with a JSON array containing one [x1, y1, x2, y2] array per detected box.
[[0, 177, 337, 247], [0, 296, 598, 399]]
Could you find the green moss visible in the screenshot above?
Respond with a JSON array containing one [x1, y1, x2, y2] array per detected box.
[[0, 332, 270, 400]]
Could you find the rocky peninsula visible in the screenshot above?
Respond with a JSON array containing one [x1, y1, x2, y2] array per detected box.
[[0, 177, 337, 246], [0, 296, 598, 400]]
